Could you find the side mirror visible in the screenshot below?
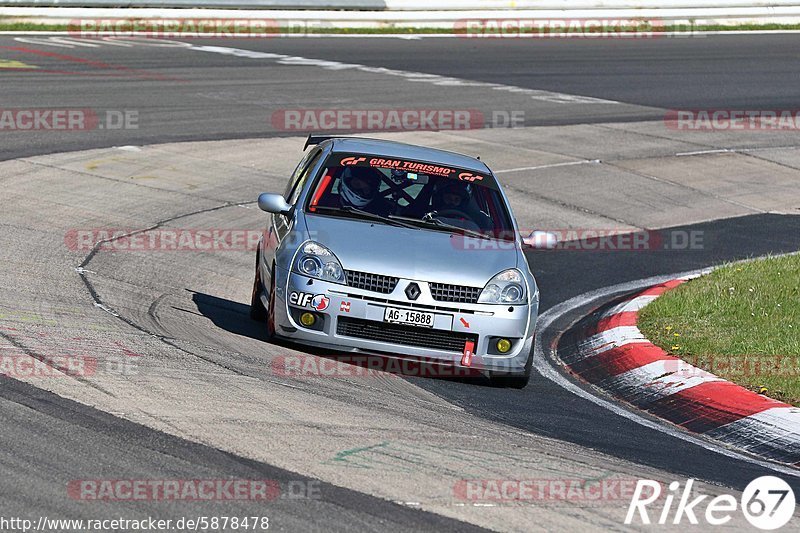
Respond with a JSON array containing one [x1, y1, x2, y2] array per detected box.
[[258, 193, 292, 215], [522, 230, 558, 250]]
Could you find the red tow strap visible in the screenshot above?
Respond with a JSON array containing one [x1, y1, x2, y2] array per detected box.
[[461, 340, 475, 367]]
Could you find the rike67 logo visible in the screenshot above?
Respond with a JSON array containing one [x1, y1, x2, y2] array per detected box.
[[626, 477, 796, 530]]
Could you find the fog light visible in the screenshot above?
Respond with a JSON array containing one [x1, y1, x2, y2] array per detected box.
[[496, 338, 512, 353], [300, 312, 316, 327]]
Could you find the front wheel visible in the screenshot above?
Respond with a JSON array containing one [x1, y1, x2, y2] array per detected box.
[[265, 264, 277, 340], [488, 373, 530, 389], [488, 350, 532, 389], [250, 255, 267, 321]]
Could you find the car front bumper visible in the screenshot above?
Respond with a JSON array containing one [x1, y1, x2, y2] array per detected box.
[[270, 267, 537, 375]]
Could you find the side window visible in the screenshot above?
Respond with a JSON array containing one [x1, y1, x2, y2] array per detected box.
[[274, 151, 321, 235], [283, 148, 319, 198], [288, 151, 322, 206]]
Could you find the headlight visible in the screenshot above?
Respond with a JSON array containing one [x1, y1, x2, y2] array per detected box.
[[478, 269, 526, 304], [293, 241, 346, 284]]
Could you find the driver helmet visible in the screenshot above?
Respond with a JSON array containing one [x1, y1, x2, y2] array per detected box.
[[433, 182, 471, 211], [338, 166, 381, 208]]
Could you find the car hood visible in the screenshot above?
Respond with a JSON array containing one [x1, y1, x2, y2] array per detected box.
[[304, 214, 519, 287]]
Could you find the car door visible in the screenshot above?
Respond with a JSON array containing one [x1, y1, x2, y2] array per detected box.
[[262, 148, 323, 276]]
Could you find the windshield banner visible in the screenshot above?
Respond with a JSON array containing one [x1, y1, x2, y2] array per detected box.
[[332, 153, 499, 190]]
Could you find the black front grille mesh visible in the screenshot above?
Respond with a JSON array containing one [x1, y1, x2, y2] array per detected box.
[[337, 317, 478, 353], [345, 271, 482, 303], [429, 282, 482, 304], [345, 270, 398, 294]]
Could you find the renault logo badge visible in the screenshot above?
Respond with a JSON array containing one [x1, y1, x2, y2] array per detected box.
[[405, 282, 421, 300]]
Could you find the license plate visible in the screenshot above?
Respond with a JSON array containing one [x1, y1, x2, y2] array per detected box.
[[383, 307, 435, 328]]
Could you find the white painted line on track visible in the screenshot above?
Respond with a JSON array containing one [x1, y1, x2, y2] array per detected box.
[[45, 36, 101, 47], [93, 302, 119, 317], [676, 148, 736, 156], [190, 44, 622, 105], [495, 159, 601, 174], [533, 268, 800, 479], [676, 146, 800, 157], [96, 37, 135, 47], [12, 36, 76, 48], [110, 37, 193, 47]]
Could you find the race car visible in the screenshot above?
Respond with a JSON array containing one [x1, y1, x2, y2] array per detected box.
[[250, 135, 554, 388]]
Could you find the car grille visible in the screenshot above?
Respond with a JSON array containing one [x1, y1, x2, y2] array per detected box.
[[429, 282, 482, 304], [337, 317, 478, 353], [345, 270, 398, 294]]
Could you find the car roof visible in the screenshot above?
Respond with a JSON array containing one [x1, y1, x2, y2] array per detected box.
[[324, 137, 491, 174]]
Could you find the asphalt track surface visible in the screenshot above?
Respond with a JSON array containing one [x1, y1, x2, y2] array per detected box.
[[2, 33, 800, 159], [419, 213, 800, 484], [2, 33, 800, 531]]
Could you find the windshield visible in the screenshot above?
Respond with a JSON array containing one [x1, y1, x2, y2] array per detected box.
[[305, 152, 515, 238]]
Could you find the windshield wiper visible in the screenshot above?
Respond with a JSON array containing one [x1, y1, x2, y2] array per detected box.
[[387, 214, 493, 240], [312, 206, 419, 230]]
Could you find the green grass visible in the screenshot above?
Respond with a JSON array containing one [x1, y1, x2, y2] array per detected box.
[[639, 255, 800, 406], [3, 20, 800, 34]]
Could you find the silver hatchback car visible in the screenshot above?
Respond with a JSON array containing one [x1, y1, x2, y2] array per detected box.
[[251, 135, 552, 388]]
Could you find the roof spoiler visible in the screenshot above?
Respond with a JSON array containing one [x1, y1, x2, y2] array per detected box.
[[304, 133, 377, 150], [304, 134, 333, 150]]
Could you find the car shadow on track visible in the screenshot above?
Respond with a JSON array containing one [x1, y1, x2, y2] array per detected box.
[[190, 291, 273, 343], [191, 291, 499, 387]]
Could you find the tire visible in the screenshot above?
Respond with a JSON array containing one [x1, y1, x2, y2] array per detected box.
[[489, 350, 532, 389], [250, 254, 267, 322], [489, 373, 530, 389], [265, 265, 277, 340]]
